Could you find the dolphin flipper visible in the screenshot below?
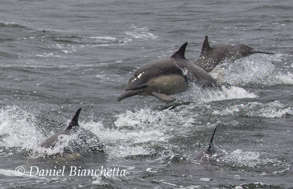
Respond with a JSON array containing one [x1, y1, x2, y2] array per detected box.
[[251, 50, 275, 55], [152, 92, 175, 102]]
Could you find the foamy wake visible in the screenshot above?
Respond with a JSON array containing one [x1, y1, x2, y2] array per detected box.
[[0, 105, 175, 159], [212, 101, 293, 118], [185, 85, 257, 103], [210, 53, 293, 86], [220, 149, 284, 169], [199, 86, 257, 103]]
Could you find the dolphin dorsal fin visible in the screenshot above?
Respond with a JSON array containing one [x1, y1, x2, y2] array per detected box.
[[207, 126, 218, 152], [171, 42, 188, 59], [201, 35, 211, 55], [66, 108, 81, 130]]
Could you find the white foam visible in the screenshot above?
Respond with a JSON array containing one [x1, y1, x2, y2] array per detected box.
[[125, 25, 158, 40], [211, 55, 275, 85], [103, 109, 169, 158], [0, 106, 44, 151], [220, 149, 282, 168], [213, 101, 293, 118], [88, 36, 118, 42], [35, 53, 61, 58], [92, 175, 107, 185], [86, 36, 130, 46], [0, 106, 173, 159], [79, 107, 197, 159], [198, 86, 257, 103], [210, 53, 293, 86], [273, 72, 293, 85], [0, 106, 86, 157], [199, 177, 212, 182]]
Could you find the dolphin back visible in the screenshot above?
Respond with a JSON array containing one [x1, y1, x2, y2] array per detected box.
[[40, 108, 104, 153]]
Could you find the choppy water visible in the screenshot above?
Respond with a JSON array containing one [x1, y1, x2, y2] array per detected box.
[[1, 0, 293, 188]]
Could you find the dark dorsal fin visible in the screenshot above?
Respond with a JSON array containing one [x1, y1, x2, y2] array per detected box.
[[207, 126, 218, 152], [66, 108, 81, 130], [200, 35, 211, 55], [171, 42, 188, 59]]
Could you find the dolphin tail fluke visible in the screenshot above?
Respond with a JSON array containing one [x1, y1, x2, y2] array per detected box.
[[252, 50, 275, 55], [207, 126, 218, 152], [66, 108, 81, 130], [171, 42, 188, 59]]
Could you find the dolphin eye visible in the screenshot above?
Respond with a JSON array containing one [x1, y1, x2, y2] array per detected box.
[[132, 72, 144, 82], [137, 72, 143, 78]]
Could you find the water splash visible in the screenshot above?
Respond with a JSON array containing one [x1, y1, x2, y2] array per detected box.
[[210, 53, 293, 86], [213, 101, 293, 118], [220, 149, 284, 169], [0, 106, 43, 151], [185, 86, 257, 103], [200, 86, 257, 103]]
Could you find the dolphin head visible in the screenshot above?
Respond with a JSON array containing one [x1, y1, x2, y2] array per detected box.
[[117, 67, 152, 101], [126, 71, 148, 91]]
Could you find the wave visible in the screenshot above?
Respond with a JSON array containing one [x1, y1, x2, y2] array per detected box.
[[212, 101, 293, 118], [125, 24, 158, 41], [0, 21, 31, 30], [37, 24, 157, 46]]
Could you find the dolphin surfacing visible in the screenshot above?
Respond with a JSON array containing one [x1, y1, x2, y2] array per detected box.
[[195, 126, 220, 161], [118, 42, 217, 102], [195, 36, 274, 72], [41, 108, 104, 154]]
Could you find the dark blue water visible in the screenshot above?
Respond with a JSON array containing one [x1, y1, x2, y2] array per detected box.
[[1, 0, 293, 188]]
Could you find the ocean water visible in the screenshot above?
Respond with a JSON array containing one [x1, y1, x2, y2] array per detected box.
[[0, 0, 293, 188]]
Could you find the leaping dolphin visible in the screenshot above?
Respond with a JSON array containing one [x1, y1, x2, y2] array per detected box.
[[195, 36, 275, 72], [41, 108, 104, 154], [118, 42, 217, 102]]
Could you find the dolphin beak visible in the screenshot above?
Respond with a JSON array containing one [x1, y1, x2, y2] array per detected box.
[[117, 90, 138, 101]]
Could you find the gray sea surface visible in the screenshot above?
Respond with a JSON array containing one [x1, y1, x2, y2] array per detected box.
[[0, 0, 293, 188]]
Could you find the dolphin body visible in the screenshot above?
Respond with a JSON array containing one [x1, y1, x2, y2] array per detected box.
[[195, 126, 220, 161], [195, 36, 275, 72], [41, 108, 104, 154], [118, 42, 217, 102]]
